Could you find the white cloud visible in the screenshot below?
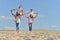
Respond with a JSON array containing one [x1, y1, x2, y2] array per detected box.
[[0, 16, 5, 19], [4, 26, 15, 30], [42, 25, 59, 29], [51, 25, 57, 27], [0, 16, 12, 20], [37, 14, 45, 18]]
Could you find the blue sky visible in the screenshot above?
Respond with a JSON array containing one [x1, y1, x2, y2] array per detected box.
[[0, 0, 60, 30]]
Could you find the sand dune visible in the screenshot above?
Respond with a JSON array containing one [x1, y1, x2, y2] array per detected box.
[[0, 30, 60, 40]]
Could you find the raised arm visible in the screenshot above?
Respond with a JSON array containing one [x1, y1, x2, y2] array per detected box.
[[25, 13, 29, 18], [10, 10, 16, 18], [25, 15, 29, 18], [34, 13, 38, 18], [11, 9, 17, 11], [33, 13, 38, 18]]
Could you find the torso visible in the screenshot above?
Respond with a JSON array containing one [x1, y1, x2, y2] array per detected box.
[[15, 16, 21, 23], [28, 17, 34, 23]]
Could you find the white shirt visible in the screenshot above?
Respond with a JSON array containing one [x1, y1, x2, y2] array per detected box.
[[15, 16, 21, 23]]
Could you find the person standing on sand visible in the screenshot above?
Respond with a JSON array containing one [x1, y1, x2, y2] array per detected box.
[[10, 5, 24, 32], [25, 9, 38, 31]]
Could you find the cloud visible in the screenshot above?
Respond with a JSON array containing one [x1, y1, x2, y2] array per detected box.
[[0, 16, 12, 20], [37, 14, 45, 18], [0, 16, 5, 19], [4, 26, 15, 30], [42, 25, 59, 29], [51, 25, 57, 27]]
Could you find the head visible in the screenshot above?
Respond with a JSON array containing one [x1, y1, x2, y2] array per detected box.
[[30, 9, 33, 12], [18, 5, 23, 9], [30, 9, 34, 15], [18, 5, 23, 11]]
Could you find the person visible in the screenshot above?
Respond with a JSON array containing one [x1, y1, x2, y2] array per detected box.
[[10, 5, 24, 33], [25, 9, 38, 31]]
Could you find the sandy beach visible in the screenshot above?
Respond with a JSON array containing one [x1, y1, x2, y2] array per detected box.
[[0, 30, 60, 40]]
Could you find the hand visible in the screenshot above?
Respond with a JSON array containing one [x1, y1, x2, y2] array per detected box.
[[10, 10, 13, 13]]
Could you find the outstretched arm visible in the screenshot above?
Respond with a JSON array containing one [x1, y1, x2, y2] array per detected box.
[[25, 13, 29, 18], [34, 13, 38, 18], [25, 16, 29, 18], [11, 9, 17, 11], [10, 10, 16, 18]]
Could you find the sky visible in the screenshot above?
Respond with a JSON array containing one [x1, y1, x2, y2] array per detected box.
[[0, 0, 60, 30]]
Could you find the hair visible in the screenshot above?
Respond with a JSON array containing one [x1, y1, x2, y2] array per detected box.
[[30, 9, 33, 12], [16, 12, 20, 16], [19, 5, 22, 9], [30, 14, 33, 18]]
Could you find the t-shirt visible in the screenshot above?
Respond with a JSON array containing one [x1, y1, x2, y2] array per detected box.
[[28, 17, 34, 23], [15, 16, 21, 23]]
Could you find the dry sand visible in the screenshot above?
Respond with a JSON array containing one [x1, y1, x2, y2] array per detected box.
[[0, 30, 60, 40]]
